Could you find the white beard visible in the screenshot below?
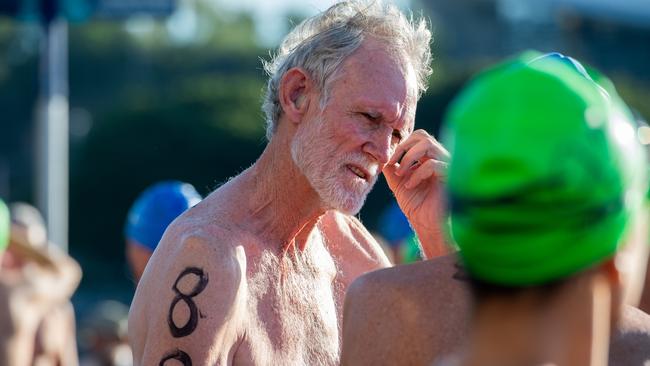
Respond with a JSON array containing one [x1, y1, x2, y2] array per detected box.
[[291, 117, 378, 215]]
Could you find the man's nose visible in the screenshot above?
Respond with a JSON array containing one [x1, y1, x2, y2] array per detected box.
[[362, 130, 394, 165]]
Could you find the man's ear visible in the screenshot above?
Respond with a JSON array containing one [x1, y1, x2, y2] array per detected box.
[[279, 68, 313, 124]]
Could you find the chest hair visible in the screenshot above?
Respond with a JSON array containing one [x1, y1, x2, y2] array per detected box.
[[246, 231, 340, 365]]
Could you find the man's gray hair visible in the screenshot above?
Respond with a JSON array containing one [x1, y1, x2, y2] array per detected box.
[[261, 1, 432, 141]]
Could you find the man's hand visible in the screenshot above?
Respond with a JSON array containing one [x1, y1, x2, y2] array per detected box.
[[383, 129, 450, 258]]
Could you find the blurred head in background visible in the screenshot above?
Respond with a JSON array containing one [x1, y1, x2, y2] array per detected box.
[[442, 51, 649, 365], [124, 181, 201, 283], [79, 300, 131, 366], [5, 201, 54, 270]]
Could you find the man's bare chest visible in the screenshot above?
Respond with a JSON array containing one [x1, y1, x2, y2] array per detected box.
[[234, 240, 340, 365]]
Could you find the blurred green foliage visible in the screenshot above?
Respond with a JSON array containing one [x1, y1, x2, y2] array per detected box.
[[66, 13, 270, 297], [1, 5, 273, 299]]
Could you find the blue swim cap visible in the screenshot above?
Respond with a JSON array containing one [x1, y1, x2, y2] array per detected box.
[[378, 202, 413, 248], [125, 181, 202, 252]]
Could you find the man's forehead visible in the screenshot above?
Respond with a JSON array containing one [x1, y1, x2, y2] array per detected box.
[[340, 40, 407, 79], [336, 47, 416, 106]]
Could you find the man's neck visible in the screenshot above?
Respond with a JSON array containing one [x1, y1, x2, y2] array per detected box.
[[459, 274, 613, 366], [242, 132, 328, 253]]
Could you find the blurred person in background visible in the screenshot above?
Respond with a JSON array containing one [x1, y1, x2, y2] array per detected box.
[[341, 52, 650, 366], [437, 52, 650, 366], [124, 181, 202, 284], [0, 200, 82, 366], [79, 300, 131, 366], [129, 1, 450, 365]]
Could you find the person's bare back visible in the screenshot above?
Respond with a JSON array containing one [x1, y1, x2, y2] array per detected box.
[[341, 254, 468, 366], [341, 254, 650, 366]]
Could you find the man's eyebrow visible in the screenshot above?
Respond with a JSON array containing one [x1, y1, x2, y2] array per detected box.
[[353, 104, 381, 117], [355, 102, 411, 129]]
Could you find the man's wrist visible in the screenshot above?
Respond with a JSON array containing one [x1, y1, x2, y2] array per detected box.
[[411, 219, 450, 259]]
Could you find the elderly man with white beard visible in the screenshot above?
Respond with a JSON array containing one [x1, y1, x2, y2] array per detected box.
[[128, 1, 449, 365]]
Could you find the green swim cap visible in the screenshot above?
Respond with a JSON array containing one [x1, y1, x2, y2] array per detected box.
[[0, 199, 9, 253], [443, 52, 648, 286]]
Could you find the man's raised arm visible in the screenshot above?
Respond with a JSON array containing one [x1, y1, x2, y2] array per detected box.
[[383, 130, 451, 259], [129, 231, 246, 365]]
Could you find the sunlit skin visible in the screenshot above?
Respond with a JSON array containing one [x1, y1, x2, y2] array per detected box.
[[128, 37, 449, 366]]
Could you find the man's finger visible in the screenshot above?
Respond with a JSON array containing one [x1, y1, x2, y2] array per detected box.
[[395, 143, 429, 176], [387, 129, 434, 165], [389, 131, 450, 167], [383, 162, 410, 191], [405, 159, 448, 189], [388, 136, 419, 165], [395, 140, 449, 177]]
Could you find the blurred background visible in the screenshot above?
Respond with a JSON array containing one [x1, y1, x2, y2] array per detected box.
[[1, 0, 649, 362]]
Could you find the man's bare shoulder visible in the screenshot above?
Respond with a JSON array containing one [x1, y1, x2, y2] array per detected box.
[[609, 305, 650, 366], [321, 210, 390, 266], [347, 254, 469, 316], [320, 210, 370, 243], [129, 219, 247, 365], [149, 183, 254, 263], [341, 254, 471, 366]]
